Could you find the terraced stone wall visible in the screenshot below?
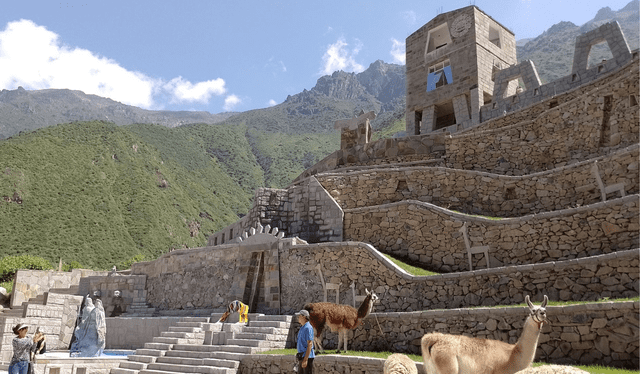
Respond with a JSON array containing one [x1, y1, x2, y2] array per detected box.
[[344, 195, 638, 271], [293, 133, 447, 183], [11, 269, 107, 308], [279, 240, 638, 313], [318, 145, 638, 217], [446, 67, 639, 175], [208, 177, 343, 246], [351, 302, 638, 369], [475, 57, 638, 133]]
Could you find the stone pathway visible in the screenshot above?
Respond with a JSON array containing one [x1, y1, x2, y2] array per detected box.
[[111, 314, 292, 374]]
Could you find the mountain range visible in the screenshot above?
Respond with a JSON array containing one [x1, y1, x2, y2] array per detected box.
[[0, 2, 637, 269]]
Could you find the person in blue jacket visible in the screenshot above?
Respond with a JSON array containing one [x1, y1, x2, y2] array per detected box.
[[295, 309, 315, 374]]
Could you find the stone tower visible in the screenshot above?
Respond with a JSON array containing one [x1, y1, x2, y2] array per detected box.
[[405, 6, 517, 135]]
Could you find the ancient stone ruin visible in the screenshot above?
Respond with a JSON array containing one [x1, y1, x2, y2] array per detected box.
[[1, 5, 638, 374]]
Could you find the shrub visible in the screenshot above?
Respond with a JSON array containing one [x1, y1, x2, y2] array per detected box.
[[117, 253, 145, 270], [0, 255, 53, 283], [62, 260, 84, 272]]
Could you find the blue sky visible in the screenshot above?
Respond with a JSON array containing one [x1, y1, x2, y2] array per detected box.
[[0, 1, 632, 113]]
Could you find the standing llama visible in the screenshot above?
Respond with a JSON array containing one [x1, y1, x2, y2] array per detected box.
[[421, 295, 548, 374], [303, 288, 378, 353]]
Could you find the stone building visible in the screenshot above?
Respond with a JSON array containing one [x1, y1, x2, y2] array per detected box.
[[405, 6, 517, 135]]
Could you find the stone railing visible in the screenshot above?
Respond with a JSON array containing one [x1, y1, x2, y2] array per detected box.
[[11, 269, 107, 308], [279, 240, 638, 313], [317, 144, 638, 217], [344, 195, 639, 271]]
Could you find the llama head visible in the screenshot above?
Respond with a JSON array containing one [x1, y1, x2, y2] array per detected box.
[[525, 295, 548, 326], [365, 288, 380, 303]]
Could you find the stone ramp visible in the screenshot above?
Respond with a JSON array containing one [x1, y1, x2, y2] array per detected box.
[[111, 314, 292, 374]]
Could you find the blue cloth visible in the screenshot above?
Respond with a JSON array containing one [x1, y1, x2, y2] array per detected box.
[[297, 321, 315, 358], [8, 360, 28, 374]]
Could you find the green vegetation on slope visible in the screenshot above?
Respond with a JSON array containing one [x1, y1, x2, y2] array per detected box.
[[0, 121, 250, 269]]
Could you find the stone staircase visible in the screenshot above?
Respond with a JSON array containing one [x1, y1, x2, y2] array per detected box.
[[111, 314, 292, 374]]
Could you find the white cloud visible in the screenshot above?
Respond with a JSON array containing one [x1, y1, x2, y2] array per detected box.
[[320, 37, 364, 75], [268, 99, 278, 106], [164, 77, 226, 104], [0, 19, 228, 110], [223, 94, 241, 111], [402, 11, 417, 24], [390, 38, 406, 65]]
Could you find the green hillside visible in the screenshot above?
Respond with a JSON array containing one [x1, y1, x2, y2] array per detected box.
[[0, 121, 251, 269]]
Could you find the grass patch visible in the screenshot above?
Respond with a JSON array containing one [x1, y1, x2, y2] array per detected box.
[[382, 253, 438, 276], [0, 281, 12, 294], [259, 349, 638, 373]]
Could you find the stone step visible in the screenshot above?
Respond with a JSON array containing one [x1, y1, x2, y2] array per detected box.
[[160, 331, 204, 339], [168, 326, 199, 333], [48, 287, 79, 294], [227, 338, 287, 349], [173, 344, 255, 354], [128, 355, 157, 364], [144, 343, 172, 350], [175, 321, 205, 328], [180, 317, 210, 323], [234, 332, 287, 341], [152, 337, 197, 345], [253, 315, 292, 323], [241, 326, 289, 335], [247, 321, 290, 329], [209, 351, 245, 362], [111, 368, 138, 374], [135, 349, 165, 357], [202, 358, 239, 369], [164, 349, 214, 359], [120, 361, 147, 370], [155, 356, 204, 366], [144, 363, 228, 374]]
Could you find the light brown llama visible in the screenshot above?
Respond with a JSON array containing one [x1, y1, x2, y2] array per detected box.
[[384, 353, 418, 374], [421, 295, 548, 374], [303, 288, 378, 353]]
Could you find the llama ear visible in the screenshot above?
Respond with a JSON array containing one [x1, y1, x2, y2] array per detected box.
[[525, 295, 533, 309], [541, 295, 548, 308], [366, 288, 370, 295]]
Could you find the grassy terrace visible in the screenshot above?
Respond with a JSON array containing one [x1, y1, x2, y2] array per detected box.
[[260, 349, 638, 374]]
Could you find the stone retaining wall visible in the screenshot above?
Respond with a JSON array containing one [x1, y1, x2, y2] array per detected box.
[[79, 274, 147, 317], [301, 302, 638, 369], [318, 145, 638, 217], [11, 269, 107, 308], [344, 195, 639, 271], [279, 240, 638, 313], [293, 133, 447, 183], [105, 317, 181, 349], [238, 354, 427, 374], [209, 177, 343, 246], [475, 55, 638, 134], [446, 65, 639, 175]]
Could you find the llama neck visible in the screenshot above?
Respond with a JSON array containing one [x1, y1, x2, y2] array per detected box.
[[511, 315, 543, 370], [356, 295, 373, 320]]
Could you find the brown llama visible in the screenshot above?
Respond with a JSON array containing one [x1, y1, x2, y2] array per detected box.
[[303, 288, 378, 353], [421, 295, 548, 374]]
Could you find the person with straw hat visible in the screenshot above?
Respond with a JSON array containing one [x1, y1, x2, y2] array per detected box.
[[9, 324, 43, 374]]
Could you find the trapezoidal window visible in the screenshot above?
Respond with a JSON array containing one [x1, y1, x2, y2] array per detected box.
[[434, 100, 456, 131], [427, 59, 453, 92], [425, 23, 452, 54], [586, 40, 613, 70], [488, 24, 501, 48]]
